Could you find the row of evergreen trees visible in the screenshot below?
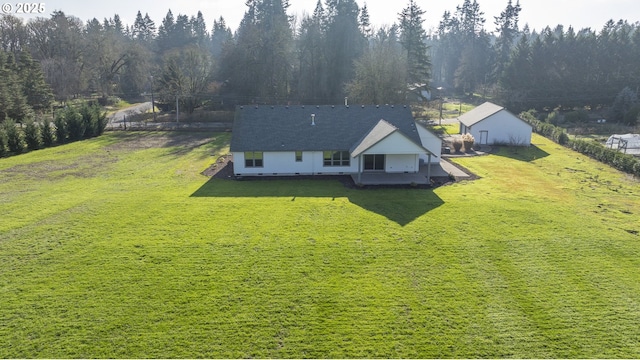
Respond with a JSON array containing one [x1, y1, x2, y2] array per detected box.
[[500, 20, 640, 114], [0, 104, 107, 157], [2, 0, 476, 108], [2, 0, 640, 116]]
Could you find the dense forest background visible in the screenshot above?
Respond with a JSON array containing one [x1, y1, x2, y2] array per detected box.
[[1, 0, 640, 124]]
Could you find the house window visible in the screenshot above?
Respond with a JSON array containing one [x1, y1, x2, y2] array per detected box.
[[364, 154, 385, 171], [244, 152, 263, 167], [295, 151, 303, 162], [323, 151, 350, 167]]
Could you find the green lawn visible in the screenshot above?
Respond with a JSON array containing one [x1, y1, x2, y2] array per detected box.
[[0, 132, 639, 358], [431, 123, 460, 135]]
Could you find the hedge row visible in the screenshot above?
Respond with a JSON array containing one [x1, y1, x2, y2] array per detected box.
[[520, 111, 570, 145], [0, 103, 107, 158], [520, 111, 640, 178], [566, 138, 640, 176]]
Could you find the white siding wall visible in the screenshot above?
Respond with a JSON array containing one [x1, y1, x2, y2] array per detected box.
[[466, 110, 532, 146], [363, 131, 426, 154], [233, 128, 431, 176], [233, 151, 359, 176], [384, 154, 419, 173], [416, 124, 442, 164]]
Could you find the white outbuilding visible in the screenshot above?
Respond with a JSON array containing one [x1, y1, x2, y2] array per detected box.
[[459, 102, 532, 146]]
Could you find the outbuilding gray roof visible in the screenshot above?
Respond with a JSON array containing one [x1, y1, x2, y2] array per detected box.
[[458, 102, 504, 127], [230, 105, 424, 153]]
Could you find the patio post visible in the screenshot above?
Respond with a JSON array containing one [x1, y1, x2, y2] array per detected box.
[[357, 155, 362, 184], [426, 154, 431, 184]]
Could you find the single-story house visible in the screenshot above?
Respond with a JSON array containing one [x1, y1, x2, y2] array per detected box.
[[230, 105, 442, 184], [459, 102, 532, 146]]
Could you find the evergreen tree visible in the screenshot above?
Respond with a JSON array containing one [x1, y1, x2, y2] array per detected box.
[[211, 17, 232, 58], [174, 14, 194, 47], [191, 11, 209, 47], [132, 11, 145, 39], [295, 1, 327, 102], [1, 118, 24, 154], [323, 0, 366, 102], [453, 0, 490, 94], [219, 0, 292, 102], [255, 0, 293, 100], [433, 10, 461, 87], [40, 117, 55, 147], [500, 33, 532, 111], [493, 0, 521, 82], [132, 11, 155, 42], [18, 51, 53, 111], [399, 0, 432, 96], [157, 10, 176, 53], [0, 126, 7, 157], [359, 4, 372, 39], [112, 14, 125, 35], [23, 118, 41, 150], [218, 1, 260, 100], [611, 87, 638, 122], [53, 110, 68, 144], [0, 51, 31, 121], [142, 13, 156, 40], [63, 106, 85, 141]]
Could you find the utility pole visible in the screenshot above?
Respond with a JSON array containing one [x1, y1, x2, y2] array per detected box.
[[176, 95, 179, 123], [150, 75, 156, 122], [437, 87, 444, 126]]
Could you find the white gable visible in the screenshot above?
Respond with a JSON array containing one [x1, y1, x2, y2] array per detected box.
[[360, 131, 426, 155]]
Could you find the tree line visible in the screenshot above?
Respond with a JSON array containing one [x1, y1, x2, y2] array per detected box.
[[1, 0, 639, 121]]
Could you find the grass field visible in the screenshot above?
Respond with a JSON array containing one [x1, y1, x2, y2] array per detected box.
[[1, 131, 639, 358]]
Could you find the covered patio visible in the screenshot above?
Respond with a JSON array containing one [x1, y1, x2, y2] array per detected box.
[[351, 160, 470, 185]]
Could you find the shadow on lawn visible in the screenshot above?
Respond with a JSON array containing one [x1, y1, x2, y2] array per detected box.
[[191, 177, 444, 226], [491, 144, 550, 162]]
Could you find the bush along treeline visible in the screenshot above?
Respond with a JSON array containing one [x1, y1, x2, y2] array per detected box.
[[0, 104, 107, 158], [520, 110, 640, 177]]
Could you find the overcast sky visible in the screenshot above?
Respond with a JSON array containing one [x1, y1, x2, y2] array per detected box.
[[9, 0, 640, 33]]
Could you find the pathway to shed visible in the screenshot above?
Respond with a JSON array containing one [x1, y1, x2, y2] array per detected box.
[[423, 160, 471, 180]]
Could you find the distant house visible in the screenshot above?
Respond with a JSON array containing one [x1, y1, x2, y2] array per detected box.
[[408, 83, 431, 102], [230, 105, 442, 184], [459, 102, 532, 146]]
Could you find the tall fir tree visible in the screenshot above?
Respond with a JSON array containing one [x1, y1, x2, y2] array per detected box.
[[493, 0, 522, 82], [17, 50, 53, 111], [296, 1, 327, 102], [323, 0, 366, 102], [399, 0, 432, 95], [211, 17, 232, 58]]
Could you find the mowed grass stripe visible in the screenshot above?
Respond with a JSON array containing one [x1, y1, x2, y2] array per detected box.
[[0, 132, 639, 358]]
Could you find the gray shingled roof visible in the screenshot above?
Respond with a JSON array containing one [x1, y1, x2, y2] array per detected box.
[[458, 102, 504, 127], [230, 105, 423, 153]]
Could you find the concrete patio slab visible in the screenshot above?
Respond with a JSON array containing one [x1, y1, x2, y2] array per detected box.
[[350, 160, 472, 185]]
